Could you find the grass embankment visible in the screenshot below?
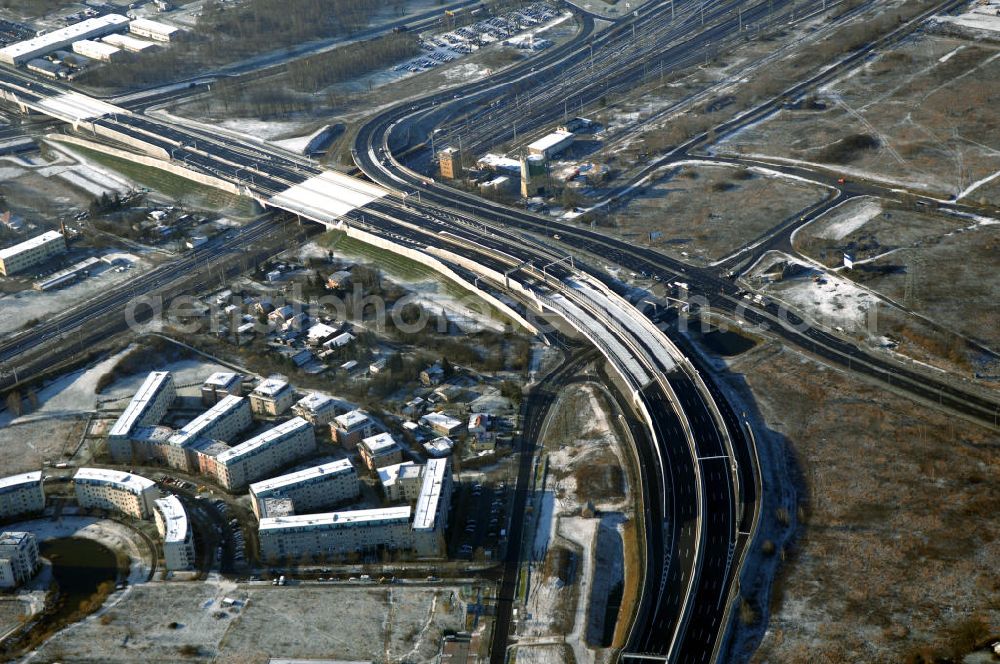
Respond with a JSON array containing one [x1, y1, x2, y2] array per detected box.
[[319, 229, 519, 328], [61, 145, 256, 217]]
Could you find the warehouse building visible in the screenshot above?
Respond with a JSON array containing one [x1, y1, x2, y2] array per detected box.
[[292, 392, 342, 427], [201, 372, 243, 406], [0, 472, 45, 519], [129, 17, 183, 42], [0, 532, 39, 589], [249, 459, 359, 519], [527, 130, 574, 159], [331, 409, 375, 449], [74, 467, 157, 519], [108, 371, 176, 460], [258, 507, 414, 562], [168, 395, 252, 449], [0, 230, 67, 277], [249, 378, 296, 418], [26, 58, 62, 79], [420, 411, 463, 437], [72, 39, 125, 63], [359, 433, 403, 471], [101, 32, 159, 53], [154, 495, 194, 571], [214, 417, 316, 490], [0, 14, 129, 66]]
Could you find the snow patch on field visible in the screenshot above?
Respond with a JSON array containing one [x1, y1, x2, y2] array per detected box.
[[814, 198, 882, 240]]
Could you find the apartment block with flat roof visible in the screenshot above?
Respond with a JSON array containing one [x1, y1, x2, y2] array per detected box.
[[258, 507, 413, 561], [0, 472, 45, 519], [0, 532, 39, 589], [331, 409, 375, 449], [359, 433, 403, 471], [249, 378, 296, 418], [169, 395, 252, 449], [108, 371, 176, 460], [74, 467, 157, 519], [249, 459, 358, 519], [214, 417, 316, 490], [201, 372, 243, 406], [154, 495, 195, 570], [0, 231, 66, 276]]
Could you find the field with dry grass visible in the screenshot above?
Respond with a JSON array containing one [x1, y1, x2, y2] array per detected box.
[[729, 345, 999, 663], [715, 34, 1000, 203], [605, 164, 827, 266]]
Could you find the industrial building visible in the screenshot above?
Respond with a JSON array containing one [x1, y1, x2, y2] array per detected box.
[[0, 14, 129, 66], [154, 495, 194, 571], [108, 371, 176, 459], [292, 392, 342, 427], [74, 467, 157, 519], [214, 417, 317, 490], [168, 394, 252, 449], [377, 461, 423, 502], [72, 39, 125, 63], [331, 409, 375, 449], [0, 230, 67, 277], [249, 377, 297, 418], [424, 436, 455, 458], [26, 58, 62, 79], [438, 147, 462, 179], [0, 472, 45, 519], [527, 129, 574, 159], [359, 433, 403, 471], [128, 17, 182, 42], [201, 371, 243, 406], [0, 532, 39, 589], [420, 411, 463, 437], [33, 256, 103, 291], [258, 507, 414, 562], [101, 32, 159, 53], [249, 459, 359, 519]]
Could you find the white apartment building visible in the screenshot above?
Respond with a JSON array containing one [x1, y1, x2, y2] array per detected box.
[[214, 417, 316, 490], [108, 371, 176, 460], [359, 433, 403, 471], [154, 495, 195, 571], [128, 17, 182, 42], [331, 409, 375, 449], [249, 378, 296, 418], [168, 395, 252, 449], [377, 461, 424, 502], [0, 231, 66, 276], [0, 532, 39, 589], [74, 467, 157, 519], [258, 507, 413, 562], [412, 458, 452, 556], [0, 472, 45, 519], [201, 372, 243, 406], [249, 459, 358, 519], [292, 393, 342, 427]]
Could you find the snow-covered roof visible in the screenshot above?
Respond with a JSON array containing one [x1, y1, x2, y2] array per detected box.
[[0, 231, 64, 261], [250, 459, 354, 495], [74, 467, 155, 493], [0, 471, 42, 493], [154, 495, 188, 543], [216, 417, 311, 464], [259, 506, 411, 531], [413, 458, 449, 531], [109, 371, 172, 438]]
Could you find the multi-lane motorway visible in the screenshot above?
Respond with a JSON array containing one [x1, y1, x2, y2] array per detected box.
[[0, 1, 997, 663]]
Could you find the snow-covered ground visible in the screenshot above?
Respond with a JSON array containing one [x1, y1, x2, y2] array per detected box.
[[807, 197, 882, 241], [750, 251, 880, 331], [0, 254, 148, 337], [101, 357, 237, 402]]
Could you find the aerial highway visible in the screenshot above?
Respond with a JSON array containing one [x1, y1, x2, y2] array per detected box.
[[0, 2, 995, 663]]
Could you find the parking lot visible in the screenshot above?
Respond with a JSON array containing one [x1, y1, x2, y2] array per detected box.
[[393, 2, 561, 75], [447, 477, 511, 561]]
